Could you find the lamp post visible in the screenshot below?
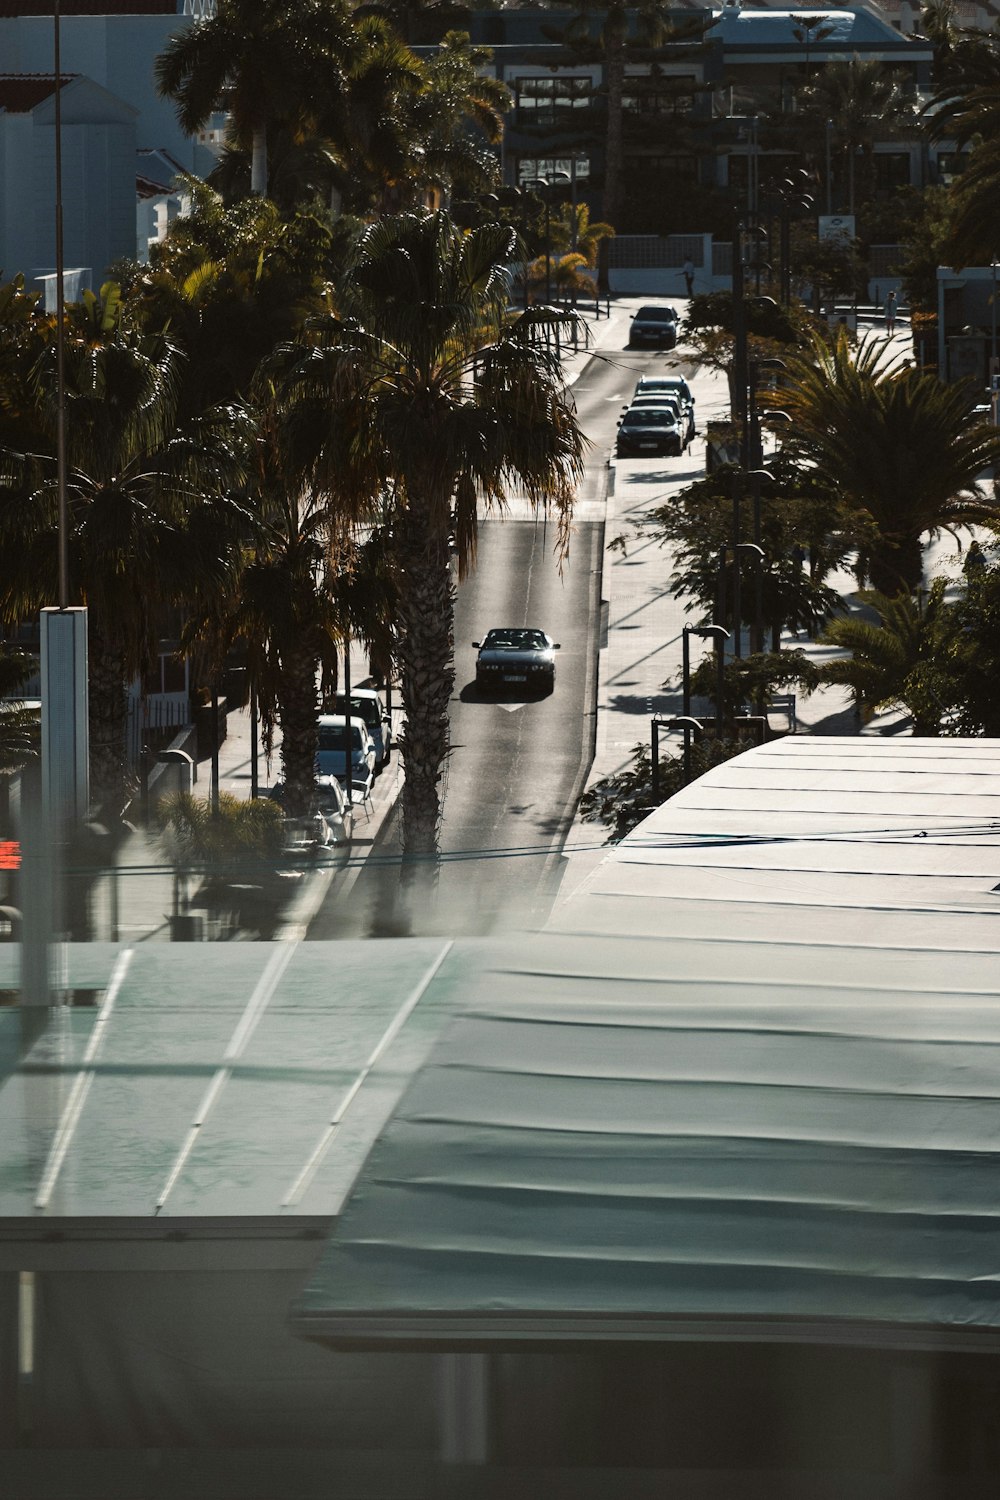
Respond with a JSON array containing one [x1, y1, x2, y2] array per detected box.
[[825, 119, 834, 214], [719, 539, 765, 662], [729, 472, 772, 658], [747, 362, 784, 651], [991, 259, 998, 378], [525, 172, 570, 306], [652, 715, 704, 796], [682, 624, 730, 736]]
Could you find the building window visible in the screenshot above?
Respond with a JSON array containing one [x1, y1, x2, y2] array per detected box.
[[517, 157, 591, 185], [514, 76, 592, 124], [622, 79, 696, 116], [635, 153, 698, 180], [935, 150, 969, 185], [875, 153, 911, 194]]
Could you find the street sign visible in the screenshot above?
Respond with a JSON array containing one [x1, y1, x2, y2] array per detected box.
[[818, 215, 856, 243]]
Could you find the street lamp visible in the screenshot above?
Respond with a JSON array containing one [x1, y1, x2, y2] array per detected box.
[[991, 258, 998, 378], [524, 171, 570, 305], [651, 715, 704, 796], [729, 470, 772, 657], [682, 624, 730, 734], [718, 539, 765, 662]]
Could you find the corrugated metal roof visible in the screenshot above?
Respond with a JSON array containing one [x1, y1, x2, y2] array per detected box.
[[293, 739, 1000, 1351]]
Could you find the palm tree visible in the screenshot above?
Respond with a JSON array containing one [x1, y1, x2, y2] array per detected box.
[[814, 582, 959, 734], [798, 57, 917, 213], [274, 212, 585, 866], [0, 291, 247, 811], [781, 330, 1000, 593], [186, 391, 393, 817], [156, 0, 356, 196], [136, 187, 333, 416], [549, 203, 615, 268], [0, 646, 40, 773], [405, 31, 512, 205]]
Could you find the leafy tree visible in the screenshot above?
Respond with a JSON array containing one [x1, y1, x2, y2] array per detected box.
[[135, 188, 335, 415], [923, 23, 1000, 264], [156, 0, 357, 196], [942, 547, 1000, 734], [688, 648, 821, 723], [781, 330, 1000, 592], [274, 212, 585, 867], [682, 291, 817, 416], [895, 184, 954, 316], [579, 731, 765, 843], [646, 456, 846, 643], [812, 582, 960, 734], [0, 289, 248, 811]]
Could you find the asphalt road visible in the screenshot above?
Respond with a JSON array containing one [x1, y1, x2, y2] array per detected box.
[[307, 326, 686, 939]]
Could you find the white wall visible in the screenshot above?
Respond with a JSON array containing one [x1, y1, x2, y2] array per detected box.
[[0, 14, 217, 173]]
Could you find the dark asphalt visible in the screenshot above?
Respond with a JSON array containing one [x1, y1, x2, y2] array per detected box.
[[307, 337, 661, 939]]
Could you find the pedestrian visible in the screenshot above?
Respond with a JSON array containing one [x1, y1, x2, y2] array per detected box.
[[885, 289, 897, 335], [964, 538, 986, 577], [683, 257, 695, 297]]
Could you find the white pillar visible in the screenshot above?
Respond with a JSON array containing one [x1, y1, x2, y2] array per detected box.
[[40, 607, 88, 828]]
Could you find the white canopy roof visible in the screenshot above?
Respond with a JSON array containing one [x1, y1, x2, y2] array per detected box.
[[294, 740, 1000, 1350]]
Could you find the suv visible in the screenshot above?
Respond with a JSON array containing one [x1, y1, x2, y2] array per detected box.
[[331, 688, 392, 769], [627, 305, 678, 349]]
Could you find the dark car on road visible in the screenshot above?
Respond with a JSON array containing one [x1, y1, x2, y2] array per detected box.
[[627, 305, 678, 349], [473, 627, 560, 695], [615, 406, 684, 458]]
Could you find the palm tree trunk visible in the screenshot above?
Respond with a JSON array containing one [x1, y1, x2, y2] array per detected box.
[[251, 125, 268, 197], [395, 498, 454, 870], [870, 534, 923, 595], [88, 628, 128, 816], [602, 5, 627, 227], [278, 646, 319, 818]]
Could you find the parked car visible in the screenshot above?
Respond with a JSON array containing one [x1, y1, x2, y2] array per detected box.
[[624, 395, 689, 448], [269, 775, 354, 867], [331, 688, 392, 768], [634, 375, 696, 440], [627, 305, 678, 349], [473, 627, 560, 695], [315, 714, 376, 789], [615, 406, 684, 458]]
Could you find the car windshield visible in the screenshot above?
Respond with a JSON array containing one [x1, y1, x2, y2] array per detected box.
[[334, 694, 379, 728], [623, 410, 677, 427], [318, 724, 363, 750], [482, 629, 549, 651], [636, 306, 675, 320]]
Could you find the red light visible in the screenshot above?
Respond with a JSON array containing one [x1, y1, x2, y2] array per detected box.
[[0, 841, 20, 870]]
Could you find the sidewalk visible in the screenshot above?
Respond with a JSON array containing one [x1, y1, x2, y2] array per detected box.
[[551, 310, 931, 907]]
